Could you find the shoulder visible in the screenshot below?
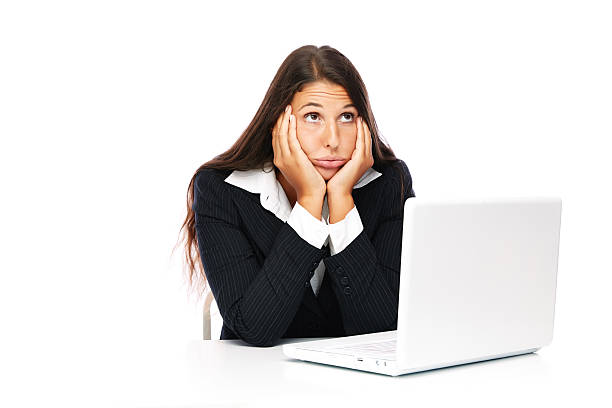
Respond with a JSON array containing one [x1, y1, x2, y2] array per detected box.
[[194, 167, 233, 195], [374, 159, 414, 217], [376, 158, 413, 195], [192, 167, 235, 215]]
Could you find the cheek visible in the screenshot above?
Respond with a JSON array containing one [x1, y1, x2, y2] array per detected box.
[[295, 121, 358, 153], [339, 125, 358, 145], [296, 133, 315, 154], [296, 123, 318, 150], [296, 120, 318, 135]]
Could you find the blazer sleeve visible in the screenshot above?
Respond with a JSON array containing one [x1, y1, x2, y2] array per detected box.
[[322, 159, 416, 336], [192, 169, 327, 347]]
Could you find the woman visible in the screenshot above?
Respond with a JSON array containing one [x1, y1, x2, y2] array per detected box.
[[179, 45, 415, 347]]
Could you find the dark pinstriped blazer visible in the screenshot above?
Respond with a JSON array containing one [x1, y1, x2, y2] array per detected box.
[[192, 159, 415, 347]]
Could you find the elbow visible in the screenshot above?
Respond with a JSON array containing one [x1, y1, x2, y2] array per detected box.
[[230, 324, 281, 347], [388, 316, 398, 332], [249, 340, 277, 348], [241, 333, 279, 348], [226, 308, 284, 347]]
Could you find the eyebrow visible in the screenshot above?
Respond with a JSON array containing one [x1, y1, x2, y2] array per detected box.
[[298, 102, 356, 111]]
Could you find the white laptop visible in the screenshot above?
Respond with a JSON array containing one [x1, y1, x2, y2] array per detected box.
[[283, 197, 562, 376]]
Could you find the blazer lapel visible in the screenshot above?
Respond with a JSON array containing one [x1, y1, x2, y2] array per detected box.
[[233, 190, 284, 254]]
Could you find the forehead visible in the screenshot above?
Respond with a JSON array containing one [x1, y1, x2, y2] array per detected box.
[[292, 81, 354, 107]]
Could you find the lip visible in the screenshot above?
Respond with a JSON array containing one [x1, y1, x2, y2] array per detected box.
[[313, 159, 347, 169]]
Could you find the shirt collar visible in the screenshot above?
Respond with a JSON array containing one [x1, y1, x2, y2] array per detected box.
[[224, 161, 382, 219]]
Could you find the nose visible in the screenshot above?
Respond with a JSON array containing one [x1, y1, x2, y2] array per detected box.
[[324, 121, 340, 149]]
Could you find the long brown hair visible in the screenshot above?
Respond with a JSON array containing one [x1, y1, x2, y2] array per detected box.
[[177, 45, 406, 298]]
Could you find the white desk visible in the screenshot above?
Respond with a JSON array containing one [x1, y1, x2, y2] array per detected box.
[[97, 337, 608, 407]]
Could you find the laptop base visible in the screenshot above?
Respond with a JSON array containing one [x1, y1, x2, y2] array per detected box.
[[283, 345, 540, 376]]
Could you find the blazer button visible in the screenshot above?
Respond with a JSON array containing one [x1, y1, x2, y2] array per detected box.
[[335, 266, 344, 275], [340, 276, 349, 286], [305, 281, 310, 288], [344, 286, 352, 295], [312, 261, 319, 269]]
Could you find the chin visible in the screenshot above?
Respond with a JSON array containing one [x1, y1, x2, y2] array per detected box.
[[316, 166, 339, 181]]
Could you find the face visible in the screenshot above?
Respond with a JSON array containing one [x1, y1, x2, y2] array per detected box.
[[289, 80, 359, 180]]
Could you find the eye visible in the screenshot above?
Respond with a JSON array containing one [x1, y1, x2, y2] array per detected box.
[[304, 112, 320, 123], [340, 112, 355, 122], [304, 112, 356, 123]]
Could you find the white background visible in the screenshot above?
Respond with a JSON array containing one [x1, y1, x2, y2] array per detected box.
[[1, 1, 610, 406]]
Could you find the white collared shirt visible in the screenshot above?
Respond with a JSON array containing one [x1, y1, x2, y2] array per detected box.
[[224, 162, 382, 296]]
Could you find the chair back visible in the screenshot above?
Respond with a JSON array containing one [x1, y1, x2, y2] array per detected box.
[[203, 288, 214, 340]]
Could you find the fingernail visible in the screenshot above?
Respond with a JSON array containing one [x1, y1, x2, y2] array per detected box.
[[285, 105, 290, 112]]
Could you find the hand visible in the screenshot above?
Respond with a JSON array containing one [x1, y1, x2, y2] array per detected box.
[[272, 105, 326, 201], [326, 116, 374, 196]]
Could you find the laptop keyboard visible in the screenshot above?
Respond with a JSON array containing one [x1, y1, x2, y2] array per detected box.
[[325, 339, 397, 360]]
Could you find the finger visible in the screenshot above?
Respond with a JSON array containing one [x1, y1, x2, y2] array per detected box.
[[360, 117, 368, 158], [278, 105, 291, 158], [272, 110, 282, 141], [273, 108, 285, 139], [362, 118, 372, 158], [355, 116, 363, 155], [272, 114, 282, 160], [273, 122, 281, 161], [288, 113, 310, 166], [287, 114, 300, 154]]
